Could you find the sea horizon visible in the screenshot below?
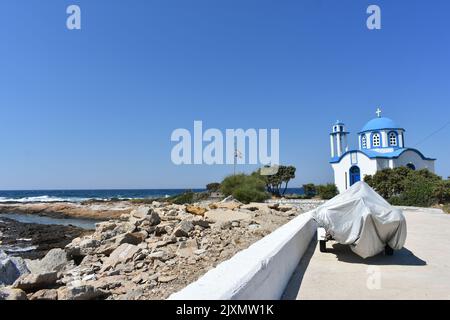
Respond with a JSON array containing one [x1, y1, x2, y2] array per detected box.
[[0, 188, 305, 203]]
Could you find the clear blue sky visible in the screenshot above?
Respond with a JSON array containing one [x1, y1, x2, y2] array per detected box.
[[0, 0, 449, 189]]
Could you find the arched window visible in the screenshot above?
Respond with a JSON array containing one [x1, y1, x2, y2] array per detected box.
[[406, 163, 416, 170], [372, 133, 381, 147], [389, 132, 397, 146], [361, 135, 367, 149]]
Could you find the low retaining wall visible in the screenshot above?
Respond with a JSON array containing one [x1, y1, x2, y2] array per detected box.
[[168, 211, 317, 300]]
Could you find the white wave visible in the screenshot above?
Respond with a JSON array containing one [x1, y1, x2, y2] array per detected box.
[[1, 245, 38, 253], [0, 195, 89, 203]]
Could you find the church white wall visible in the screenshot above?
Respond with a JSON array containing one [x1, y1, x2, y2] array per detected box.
[[332, 152, 377, 193], [393, 150, 435, 172]]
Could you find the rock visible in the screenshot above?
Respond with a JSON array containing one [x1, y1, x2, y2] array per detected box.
[[130, 206, 161, 226], [0, 287, 28, 300], [118, 287, 144, 300], [176, 239, 198, 258], [29, 289, 58, 300], [158, 275, 177, 283], [66, 237, 101, 257], [172, 220, 194, 237], [205, 209, 251, 224], [96, 231, 146, 256], [95, 221, 117, 233], [13, 272, 58, 292], [240, 203, 271, 214], [148, 250, 174, 262], [268, 203, 280, 210], [194, 249, 206, 255], [209, 200, 242, 210], [0, 252, 30, 286], [26, 248, 68, 274], [186, 205, 207, 216], [57, 284, 109, 300], [101, 244, 140, 271], [130, 206, 152, 219], [248, 224, 261, 231], [277, 204, 294, 212], [190, 218, 211, 229]]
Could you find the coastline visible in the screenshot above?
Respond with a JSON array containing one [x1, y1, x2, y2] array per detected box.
[[0, 198, 322, 300]]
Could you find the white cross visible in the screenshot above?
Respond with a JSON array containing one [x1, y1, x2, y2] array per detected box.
[[376, 107, 382, 118]]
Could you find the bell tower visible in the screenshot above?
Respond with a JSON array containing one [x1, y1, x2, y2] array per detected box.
[[330, 121, 349, 158]]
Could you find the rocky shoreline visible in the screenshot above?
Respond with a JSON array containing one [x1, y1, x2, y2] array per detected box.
[[0, 201, 135, 220], [0, 199, 323, 300]]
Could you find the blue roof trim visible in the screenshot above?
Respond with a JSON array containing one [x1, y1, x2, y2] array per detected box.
[[330, 148, 436, 164], [358, 127, 405, 134]]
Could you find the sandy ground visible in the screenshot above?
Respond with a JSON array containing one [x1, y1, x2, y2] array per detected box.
[[282, 207, 450, 300]]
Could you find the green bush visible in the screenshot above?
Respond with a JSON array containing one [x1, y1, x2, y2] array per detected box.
[[316, 184, 338, 200], [220, 173, 269, 203], [302, 183, 317, 198], [167, 191, 195, 204], [206, 182, 221, 192], [364, 168, 449, 207]]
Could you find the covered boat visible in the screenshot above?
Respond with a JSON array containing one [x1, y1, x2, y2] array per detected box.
[[312, 181, 407, 258]]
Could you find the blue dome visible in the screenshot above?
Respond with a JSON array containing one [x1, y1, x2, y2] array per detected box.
[[360, 117, 402, 133]]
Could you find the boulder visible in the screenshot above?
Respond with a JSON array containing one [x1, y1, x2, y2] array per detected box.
[[130, 206, 151, 219], [186, 205, 207, 216], [57, 284, 109, 300], [101, 243, 140, 271], [13, 272, 58, 292], [0, 252, 30, 286], [66, 237, 101, 257], [130, 206, 161, 226], [209, 200, 242, 210], [29, 289, 58, 300], [0, 287, 28, 300], [172, 220, 194, 237], [26, 248, 68, 274]]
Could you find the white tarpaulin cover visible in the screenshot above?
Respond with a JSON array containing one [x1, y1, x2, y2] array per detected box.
[[312, 181, 407, 258]]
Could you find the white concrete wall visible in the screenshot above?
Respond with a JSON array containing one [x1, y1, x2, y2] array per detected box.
[[168, 212, 317, 300]]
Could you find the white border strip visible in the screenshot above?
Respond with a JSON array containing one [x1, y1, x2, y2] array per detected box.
[[168, 211, 316, 300]]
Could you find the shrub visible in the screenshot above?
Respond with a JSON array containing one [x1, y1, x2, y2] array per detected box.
[[302, 183, 317, 198], [206, 182, 221, 192], [316, 184, 338, 200], [220, 173, 269, 203], [364, 167, 449, 207], [167, 191, 195, 204]]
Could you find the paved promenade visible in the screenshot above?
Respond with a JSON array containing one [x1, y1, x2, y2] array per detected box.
[[283, 207, 450, 300]]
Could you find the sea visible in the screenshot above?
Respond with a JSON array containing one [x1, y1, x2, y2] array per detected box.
[[0, 188, 304, 203]]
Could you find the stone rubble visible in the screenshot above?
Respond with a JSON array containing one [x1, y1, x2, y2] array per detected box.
[[0, 199, 322, 300]]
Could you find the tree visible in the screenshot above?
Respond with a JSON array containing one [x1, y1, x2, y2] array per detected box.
[[263, 165, 296, 196], [206, 183, 221, 192], [316, 184, 338, 200]]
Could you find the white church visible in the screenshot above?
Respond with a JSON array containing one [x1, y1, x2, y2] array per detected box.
[[330, 109, 436, 193]]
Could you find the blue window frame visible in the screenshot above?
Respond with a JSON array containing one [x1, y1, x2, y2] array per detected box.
[[370, 131, 381, 148], [388, 131, 398, 147], [361, 135, 367, 149]]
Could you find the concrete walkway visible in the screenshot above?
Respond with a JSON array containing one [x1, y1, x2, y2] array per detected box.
[[282, 208, 450, 300]]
